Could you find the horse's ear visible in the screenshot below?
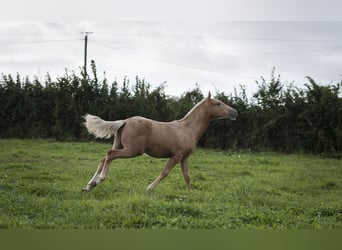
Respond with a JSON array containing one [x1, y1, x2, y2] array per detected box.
[[208, 91, 211, 99]]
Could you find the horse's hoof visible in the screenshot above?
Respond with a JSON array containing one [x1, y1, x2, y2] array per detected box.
[[82, 182, 96, 192], [146, 183, 154, 191]]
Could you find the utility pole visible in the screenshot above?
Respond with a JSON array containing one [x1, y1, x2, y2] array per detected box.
[[81, 32, 93, 78]]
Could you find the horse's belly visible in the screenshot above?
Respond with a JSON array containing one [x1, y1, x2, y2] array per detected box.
[[145, 147, 172, 158]]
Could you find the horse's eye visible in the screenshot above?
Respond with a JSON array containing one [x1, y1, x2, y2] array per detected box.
[[216, 102, 221, 106]]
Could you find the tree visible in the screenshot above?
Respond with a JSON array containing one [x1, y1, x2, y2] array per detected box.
[[302, 77, 342, 152], [1, 63, 341, 153]]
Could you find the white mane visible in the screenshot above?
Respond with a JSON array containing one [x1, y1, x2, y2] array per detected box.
[[179, 98, 207, 121]]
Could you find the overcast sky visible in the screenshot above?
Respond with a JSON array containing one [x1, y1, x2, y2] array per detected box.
[[1, 1, 341, 97]]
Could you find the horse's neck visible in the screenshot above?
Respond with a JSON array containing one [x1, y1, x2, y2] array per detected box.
[[181, 105, 210, 142]]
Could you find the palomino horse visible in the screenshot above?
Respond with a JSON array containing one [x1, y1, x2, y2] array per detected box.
[[82, 92, 237, 192]]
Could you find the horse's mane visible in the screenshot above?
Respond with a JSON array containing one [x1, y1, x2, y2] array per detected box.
[[179, 98, 207, 121]]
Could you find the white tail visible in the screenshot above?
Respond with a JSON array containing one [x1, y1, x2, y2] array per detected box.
[[83, 114, 125, 138]]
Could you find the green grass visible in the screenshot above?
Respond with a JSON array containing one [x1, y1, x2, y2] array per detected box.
[[0, 139, 341, 229]]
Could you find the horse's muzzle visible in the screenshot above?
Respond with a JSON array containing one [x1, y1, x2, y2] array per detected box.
[[229, 108, 238, 120]]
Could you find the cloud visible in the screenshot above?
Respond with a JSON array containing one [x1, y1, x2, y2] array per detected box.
[[2, 0, 342, 21], [0, 21, 341, 97]]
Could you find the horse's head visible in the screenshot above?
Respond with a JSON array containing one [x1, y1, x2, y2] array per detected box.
[[206, 92, 238, 120]]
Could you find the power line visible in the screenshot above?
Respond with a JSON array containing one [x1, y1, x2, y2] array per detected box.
[[0, 31, 80, 36], [1, 36, 336, 58], [103, 39, 335, 58], [89, 32, 342, 43], [224, 48, 333, 58], [0, 38, 82, 45], [1, 31, 341, 43], [0, 32, 82, 36], [213, 36, 342, 43], [91, 40, 257, 80]]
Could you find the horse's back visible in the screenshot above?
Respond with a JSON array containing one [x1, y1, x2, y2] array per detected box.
[[121, 116, 192, 158]]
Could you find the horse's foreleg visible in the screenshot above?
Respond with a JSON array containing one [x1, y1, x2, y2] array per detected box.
[[147, 156, 179, 191], [181, 158, 191, 192], [82, 158, 105, 192]]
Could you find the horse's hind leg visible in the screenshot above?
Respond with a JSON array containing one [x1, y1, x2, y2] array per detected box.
[[82, 147, 141, 192], [94, 147, 143, 187], [82, 137, 123, 192], [82, 158, 105, 192]]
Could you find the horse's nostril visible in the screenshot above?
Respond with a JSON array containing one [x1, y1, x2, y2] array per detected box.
[[230, 109, 238, 120]]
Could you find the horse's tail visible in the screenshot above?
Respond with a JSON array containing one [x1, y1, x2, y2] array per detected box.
[[83, 114, 125, 139]]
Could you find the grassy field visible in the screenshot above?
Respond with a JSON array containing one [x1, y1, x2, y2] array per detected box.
[[0, 139, 341, 229]]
